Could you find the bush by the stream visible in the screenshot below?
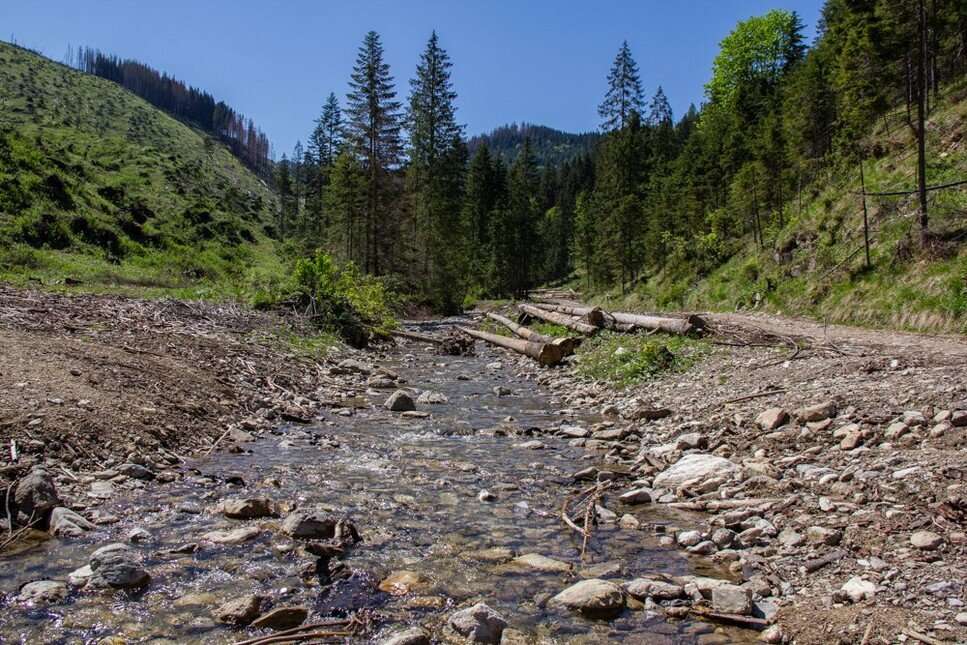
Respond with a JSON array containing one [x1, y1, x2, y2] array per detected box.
[[268, 251, 397, 347]]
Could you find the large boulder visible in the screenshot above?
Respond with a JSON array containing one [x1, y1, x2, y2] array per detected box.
[[548, 579, 625, 617], [220, 498, 276, 519], [448, 603, 507, 643], [88, 543, 150, 589], [14, 468, 60, 523], [652, 454, 739, 489], [624, 578, 685, 601], [49, 507, 96, 537], [281, 511, 337, 539], [18, 580, 68, 604], [384, 390, 415, 412]]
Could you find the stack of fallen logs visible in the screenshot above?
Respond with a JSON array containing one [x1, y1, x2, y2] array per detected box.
[[391, 302, 707, 367]]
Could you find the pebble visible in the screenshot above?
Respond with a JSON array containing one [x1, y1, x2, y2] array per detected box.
[[910, 530, 943, 550]]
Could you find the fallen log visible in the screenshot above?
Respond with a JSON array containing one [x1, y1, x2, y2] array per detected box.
[[389, 329, 473, 355], [518, 304, 599, 336], [529, 302, 606, 327], [485, 312, 579, 355], [457, 326, 565, 367], [532, 303, 705, 336]]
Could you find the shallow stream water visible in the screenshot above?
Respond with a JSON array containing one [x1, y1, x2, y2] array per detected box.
[[0, 323, 748, 643]]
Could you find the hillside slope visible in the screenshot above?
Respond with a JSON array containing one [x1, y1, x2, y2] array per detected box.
[[0, 42, 281, 295], [599, 82, 967, 335], [468, 123, 599, 167]]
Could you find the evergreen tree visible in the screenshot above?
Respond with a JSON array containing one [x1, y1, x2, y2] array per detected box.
[[276, 154, 293, 238], [325, 149, 366, 265], [345, 31, 403, 274], [406, 30, 466, 312], [647, 86, 673, 126], [599, 41, 644, 131], [307, 93, 344, 242]]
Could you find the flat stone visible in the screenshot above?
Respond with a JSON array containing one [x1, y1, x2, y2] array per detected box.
[[88, 480, 116, 500], [116, 463, 154, 480], [202, 526, 262, 545], [221, 498, 276, 519], [281, 512, 337, 539], [213, 594, 264, 625], [513, 440, 545, 450], [548, 579, 625, 617], [379, 570, 430, 595], [618, 487, 652, 504], [841, 576, 876, 603], [380, 627, 431, 645], [49, 507, 96, 537], [625, 578, 684, 600], [18, 580, 68, 604], [462, 547, 514, 563], [712, 584, 752, 615], [416, 391, 448, 405], [384, 390, 415, 412], [251, 606, 308, 630], [511, 553, 572, 573], [910, 530, 943, 550], [448, 602, 507, 643], [795, 401, 837, 422], [653, 454, 739, 489]]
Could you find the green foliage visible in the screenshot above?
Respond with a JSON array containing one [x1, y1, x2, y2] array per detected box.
[[576, 331, 709, 387]]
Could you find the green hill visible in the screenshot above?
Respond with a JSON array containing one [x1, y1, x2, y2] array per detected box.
[[0, 41, 282, 297], [468, 123, 599, 167], [597, 83, 967, 335]]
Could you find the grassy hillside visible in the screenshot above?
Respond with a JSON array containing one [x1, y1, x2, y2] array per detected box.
[[0, 42, 282, 298], [596, 81, 967, 335]]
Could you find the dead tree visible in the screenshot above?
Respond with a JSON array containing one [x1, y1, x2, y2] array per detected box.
[[485, 312, 579, 355], [456, 326, 566, 367], [518, 304, 599, 336]]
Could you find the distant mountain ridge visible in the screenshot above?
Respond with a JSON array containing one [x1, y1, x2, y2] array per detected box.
[[468, 123, 599, 167]]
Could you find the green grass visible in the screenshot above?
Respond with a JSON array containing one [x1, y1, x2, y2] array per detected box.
[[530, 321, 571, 337], [575, 331, 709, 387], [0, 41, 283, 298]]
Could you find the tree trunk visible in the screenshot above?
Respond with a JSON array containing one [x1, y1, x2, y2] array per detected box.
[[531, 303, 705, 336], [485, 312, 579, 356], [517, 304, 599, 335], [456, 326, 565, 367], [859, 159, 871, 269], [917, 0, 930, 246]]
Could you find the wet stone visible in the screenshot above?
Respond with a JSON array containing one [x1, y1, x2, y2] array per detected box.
[[202, 526, 262, 545], [548, 579, 626, 617], [512, 553, 573, 573], [448, 602, 507, 644], [385, 390, 415, 412], [221, 497, 276, 519], [251, 606, 308, 630], [281, 511, 337, 538], [14, 467, 60, 520], [18, 580, 68, 604], [48, 507, 95, 537], [88, 543, 150, 589], [379, 570, 431, 595], [213, 594, 264, 626], [380, 627, 431, 645]]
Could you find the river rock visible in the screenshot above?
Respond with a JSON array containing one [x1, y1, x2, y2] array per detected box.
[[251, 606, 308, 630], [951, 410, 967, 427], [677, 530, 703, 547], [48, 507, 96, 537], [910, 530, 943, 550], [493, 385, 512, 397], [806, 526, 842, 546], [18, 580, 68, 604], [652, 454, 739, 489], [514, 440, 545, 450], [213, 594, 265, 625], [625, 578, 684, 600], [548, 579, 625, 617], [380, 627, 431, 645], [379, 570, 430, 595], [221, 497, 276, 519], [478, 489, 496, 502], [281, 511, 337, 538], [88, 480, 116, 500], [338, 358, 372, 374], [618, 487, 653, 504], [756, 408, 789, 430], [841, 576, 876, 603], [417, 391, 448, 405], [795, 400, 838, 422], [116, 463, 154, 480], [448, 602, 507, 643], [202, 526, 262, 545], [88, 543, 150, 589], [67, 565, 93, 587], [14, 467, 59, 521], [512, 553, 572, 573], [385, 390, 415, 412], [712, 584, 752, 615]]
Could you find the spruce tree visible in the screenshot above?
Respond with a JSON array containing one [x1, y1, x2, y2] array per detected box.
[[345, 31, 402, 274], [599, 41, 644, 131], [407, 31, 466, 312], [308, 93, 344, 242]]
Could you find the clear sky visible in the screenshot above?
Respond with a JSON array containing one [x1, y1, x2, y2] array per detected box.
[[2, 0, 826, 156]]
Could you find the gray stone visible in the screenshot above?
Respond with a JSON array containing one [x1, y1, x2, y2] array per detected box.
[[653, 454, 739, 489], [512, 553, 572, 573], [806, 526, 842, 546], [49, 507, 95, 537], [493, 385, 512, 397], [202, 526, 262, 544], [380, 627, 431, 645], [711, 528, 736, 548], [88, 543, 150, 589], [677, 530, 703, 547], [18, 580, 68, 604], [910, 530, 943, 550], [675, 432, 707, 450], [221, 498, 276, 519], [281, 511, 337, 539], [625, 578, 684, 600], [251, 606, 308, 630], [841, 576, 876, 603], [548, 579, 625, 617], [67, 565, 93, 587], [14, 467, 59, 520], [448, 602, 507, 643], [618, 487, 653, 504], [416, 391, 448, 405], [687, 540, 718, 555], [712, 584, 752, 615], [88, 480, 116, 500], [214, 594, 265, 625], [117, 463, 154, 480], [384, 390, 415, 412]]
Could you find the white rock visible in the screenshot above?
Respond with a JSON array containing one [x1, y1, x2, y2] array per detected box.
[[841, 576, 876, 603], [652, 454, 739, 489]]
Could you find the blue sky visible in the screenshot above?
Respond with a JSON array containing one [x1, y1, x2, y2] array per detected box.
[[3, 0, 826, 156]]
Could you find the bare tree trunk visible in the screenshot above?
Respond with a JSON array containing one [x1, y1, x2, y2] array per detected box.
[[518, 304, 599, 335], [917, 0, 930, 245], [859, 159, 871, 268], [457, 326, 565, 367]]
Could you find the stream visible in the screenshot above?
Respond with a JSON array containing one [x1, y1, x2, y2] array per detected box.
[[0, 322, 748, 644]]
